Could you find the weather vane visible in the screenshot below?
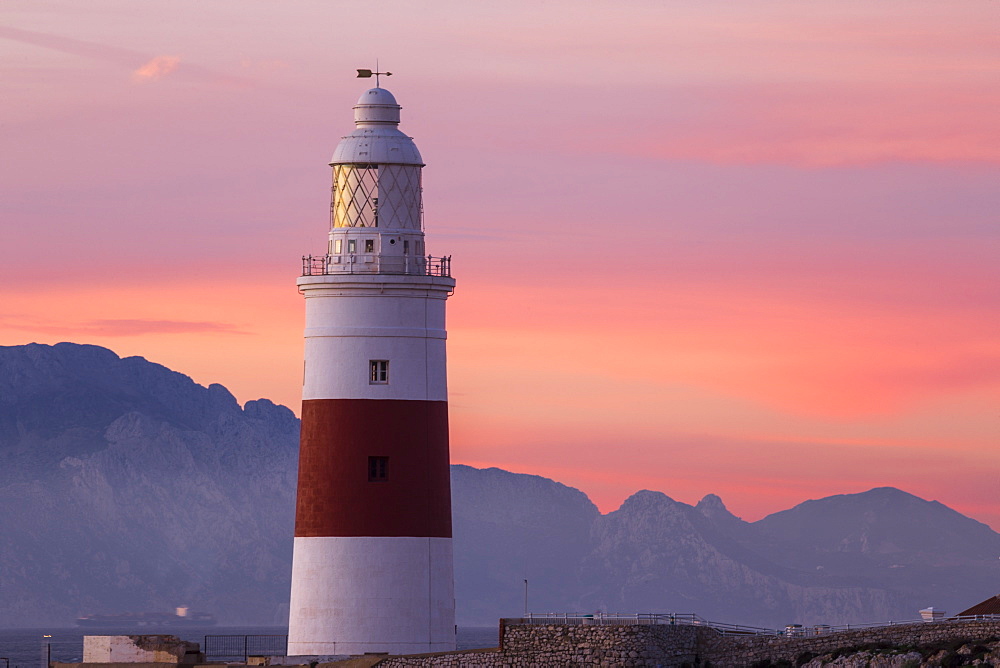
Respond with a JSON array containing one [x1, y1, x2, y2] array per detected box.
[[357, 65, 392, 87]]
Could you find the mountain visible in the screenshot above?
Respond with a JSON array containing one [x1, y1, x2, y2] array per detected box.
[[1, 342, 997, 629], [451, 465, 600, 621], [0, 343, 299, 626]]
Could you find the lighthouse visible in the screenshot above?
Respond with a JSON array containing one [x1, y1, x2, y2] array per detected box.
[[287, 81, 457, 656]]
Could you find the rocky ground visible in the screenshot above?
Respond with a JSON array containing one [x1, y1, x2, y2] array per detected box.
[[795, 640, 1000, 667]]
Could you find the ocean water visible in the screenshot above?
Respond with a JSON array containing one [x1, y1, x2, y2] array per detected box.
[[0, 627, 500, 668]]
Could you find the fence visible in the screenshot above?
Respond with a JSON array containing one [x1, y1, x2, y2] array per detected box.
[[506, 612, 1000, 638], [202, 636, 287, 662], [510, 613, 776, 637]]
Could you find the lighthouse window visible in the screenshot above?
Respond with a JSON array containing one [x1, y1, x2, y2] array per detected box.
[[334, 239, 342, 254], [364, 239, 375, 253], [347, 239, 357, 253], [368, 456, 389, 482], [403, 240, 409, 254], [369, 360, 389, 384]]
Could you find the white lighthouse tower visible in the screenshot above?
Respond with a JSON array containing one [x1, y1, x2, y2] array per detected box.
[[287, 81, 457, 656]]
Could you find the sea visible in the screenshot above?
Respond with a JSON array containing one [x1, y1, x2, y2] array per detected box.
[[0, 627, 500, 668]]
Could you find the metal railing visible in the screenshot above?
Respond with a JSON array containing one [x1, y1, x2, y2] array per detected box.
[[510, 613, 776, 637], [802, 614, 1000, 635], [301, 254, 452, 278], [203, 635, 288, 662], [506, 612, 1000, 638]]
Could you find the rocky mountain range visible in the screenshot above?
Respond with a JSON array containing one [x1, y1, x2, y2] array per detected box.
[[1, 342, 997, 629]]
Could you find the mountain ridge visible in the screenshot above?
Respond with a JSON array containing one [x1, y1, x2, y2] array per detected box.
[[0, 342, 996, 628]]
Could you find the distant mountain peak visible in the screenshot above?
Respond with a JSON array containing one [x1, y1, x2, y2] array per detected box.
[[697, 492, 726, 510], [696, 493, 741, 522], [612, 489, 687, 519]]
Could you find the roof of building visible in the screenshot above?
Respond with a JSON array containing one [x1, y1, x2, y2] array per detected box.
[[958, 595, 1000, 616]]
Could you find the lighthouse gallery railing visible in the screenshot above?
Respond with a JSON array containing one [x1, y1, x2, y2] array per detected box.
[[302, 254, 451, 277]]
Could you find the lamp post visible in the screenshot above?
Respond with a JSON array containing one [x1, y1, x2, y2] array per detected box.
[[523, 579, 528, 617]]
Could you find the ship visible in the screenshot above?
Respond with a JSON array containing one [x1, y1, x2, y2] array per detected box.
[[75, 607, 216, 628]]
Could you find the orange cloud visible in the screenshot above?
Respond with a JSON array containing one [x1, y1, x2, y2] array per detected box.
[[132, 55, 180, 82], [449, 260, 1000, 423], [0, 277, 303, 415], [87, 319, 248, 336]]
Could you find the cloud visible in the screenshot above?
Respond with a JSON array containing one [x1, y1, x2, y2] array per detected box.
[[0, 316, 248, 337], [85, 319, 248, 336], [131, 56, 180, 83], [590, 82, 1000, 167], [0, 25, 248, 87], [444, 76, 1000, 167]]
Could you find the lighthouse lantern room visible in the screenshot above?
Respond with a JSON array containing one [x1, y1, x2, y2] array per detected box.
[[287, 82, 457, 656]]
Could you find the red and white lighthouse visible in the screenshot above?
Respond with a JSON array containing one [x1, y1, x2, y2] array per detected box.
[[287, 83, 457, 656]]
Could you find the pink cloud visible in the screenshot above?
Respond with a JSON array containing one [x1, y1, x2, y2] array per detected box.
[[0, 25, 247, 87], [132, 56, 180, 83], [574, 82, 1000, 166]]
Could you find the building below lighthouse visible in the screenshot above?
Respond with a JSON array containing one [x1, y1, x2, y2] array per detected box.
[[287, 83, 457, 656]]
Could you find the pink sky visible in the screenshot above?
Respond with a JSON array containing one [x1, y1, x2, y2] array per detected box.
[[2, 1, 999, 528]]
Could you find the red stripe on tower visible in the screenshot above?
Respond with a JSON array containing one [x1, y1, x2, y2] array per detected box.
[[295, 399, 451, 538]]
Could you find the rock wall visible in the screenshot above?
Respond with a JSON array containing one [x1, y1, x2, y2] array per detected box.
[[379, 623, 698, 667], [379, 623, 697, 667], [376, 619, 1000, 667]]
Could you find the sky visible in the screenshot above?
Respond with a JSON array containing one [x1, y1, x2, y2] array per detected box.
[[2, 1, 999, 527]]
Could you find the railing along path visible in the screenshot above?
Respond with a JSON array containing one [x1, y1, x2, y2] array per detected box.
[[203, 635, 288, 662], [508, 612, 1000, 638]]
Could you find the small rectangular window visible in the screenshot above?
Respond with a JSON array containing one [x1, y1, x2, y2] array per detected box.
[[368, 456, 389, 482], [369, 359, 389, 384], [334, 239, 343, 254], [403, 240, 410, 255], [365, 239, 375, 253], [347, 239, 357, 253]]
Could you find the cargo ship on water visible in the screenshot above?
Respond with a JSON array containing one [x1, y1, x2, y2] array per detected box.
[[76, 607, 216, 628]]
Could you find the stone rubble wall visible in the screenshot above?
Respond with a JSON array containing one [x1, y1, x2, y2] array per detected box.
[[378, 623, 698, 667], [376, 619, 1000, 667]]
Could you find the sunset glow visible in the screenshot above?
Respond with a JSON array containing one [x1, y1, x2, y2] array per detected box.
[[2, 1, 998, 527]]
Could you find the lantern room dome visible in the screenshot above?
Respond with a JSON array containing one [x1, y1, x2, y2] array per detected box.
[[357, 87, 398, 106], [331, 87, 423, 166], [354, 87, 401, 126]]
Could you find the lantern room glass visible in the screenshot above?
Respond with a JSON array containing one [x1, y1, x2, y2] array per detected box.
[[331, 164, 423, 230]]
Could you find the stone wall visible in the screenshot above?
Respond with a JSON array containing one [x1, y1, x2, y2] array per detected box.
[[378, 623, 698, 667], [376, 619, 1000, 667]]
